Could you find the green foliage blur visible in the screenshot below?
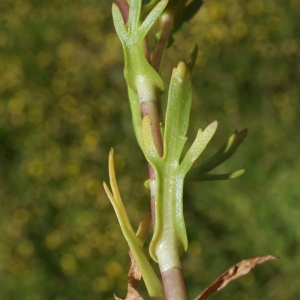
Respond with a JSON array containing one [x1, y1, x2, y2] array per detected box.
[[0, 0, 299, 299]]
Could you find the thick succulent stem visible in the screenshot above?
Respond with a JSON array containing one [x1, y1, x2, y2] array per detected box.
[[162, 267, 188, 300]]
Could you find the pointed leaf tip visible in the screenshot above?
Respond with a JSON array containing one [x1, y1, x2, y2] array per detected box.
[[230, 168, 245, 178], [174, 60, 190, 79], [196, 128, 247, 173]]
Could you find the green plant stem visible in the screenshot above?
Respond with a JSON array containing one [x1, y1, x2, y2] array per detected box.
[[161, 267, 188, 300]]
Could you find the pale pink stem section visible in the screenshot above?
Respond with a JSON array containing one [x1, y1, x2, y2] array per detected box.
[[152, 16, 174, 72], [162, 267, 188, 300], [141, 100, 164, 157], [114, 0, 129, 22], [141, 100, 163, 228]]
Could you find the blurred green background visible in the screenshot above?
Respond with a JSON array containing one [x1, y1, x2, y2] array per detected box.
[[0, 0, 299, 299]]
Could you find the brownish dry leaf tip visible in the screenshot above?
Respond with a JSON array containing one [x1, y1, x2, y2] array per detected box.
[[114, 251, 144, 300], [195, 255, 278, 300]]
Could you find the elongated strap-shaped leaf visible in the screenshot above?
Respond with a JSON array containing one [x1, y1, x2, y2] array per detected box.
[[163, 61, 192, 164], [142, 0, 161, 19], [112, 3, 128, 40], [196, 129, 248, 172], [128, 0, 143, 33], [104, 149, 137, 241], [180, 121, 218, 174], [186, 168, 245, 182], [140, 0, 168, 39], [103, 149, 165, 299]]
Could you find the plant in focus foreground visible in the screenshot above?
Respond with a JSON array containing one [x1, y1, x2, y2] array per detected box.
[[103, 0, 278, 299]]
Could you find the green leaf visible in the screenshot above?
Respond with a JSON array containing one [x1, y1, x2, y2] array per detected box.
[[142, 0, 161, 19], [180, 121, 218, 174], [112, 3, 128, 40], [186, 168, 245, 182], [140, 0, 168, 38], [163, 61, 192, 164], [103, 149, 165, 300], [127, 0, 143, 33], [196, 129, 248, 172]]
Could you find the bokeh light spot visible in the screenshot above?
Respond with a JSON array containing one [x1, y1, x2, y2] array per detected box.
[[247, 0, 264, 16], [17, 240, 34, 258], [60, 254, 77, 275], [92, 276, 113, 292], [86, 179, 102, 196], [45, 231, 62, 250], [273, 92, 289, 108], [27, 160, 44, 177], [27, 108, 44, 125], [105, 261, 123, 279], [13, 208, 29, 224], [11, 260, 28, 277], [280, 106, 296, 122], [83, 130, 101, 152], [231, 22, 248, 39]]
